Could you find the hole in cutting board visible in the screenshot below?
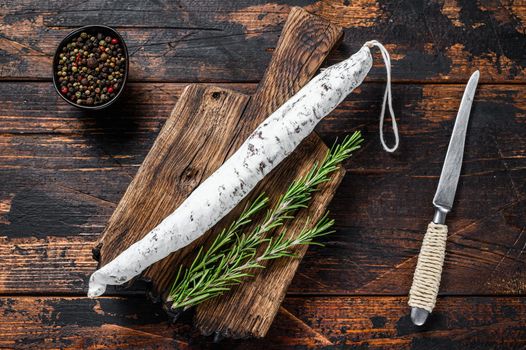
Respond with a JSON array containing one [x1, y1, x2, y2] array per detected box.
[[212, 91, 221, 99]]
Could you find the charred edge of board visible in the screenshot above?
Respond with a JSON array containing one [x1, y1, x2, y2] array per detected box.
[[91, 242, 102, 263], [162, 300, 185, 323]]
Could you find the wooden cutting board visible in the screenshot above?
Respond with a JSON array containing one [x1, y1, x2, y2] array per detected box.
[[93, 7, 344, 339]]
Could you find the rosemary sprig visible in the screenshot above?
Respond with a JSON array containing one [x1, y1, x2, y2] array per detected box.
[[168, 132, 363, 310], [258, 213, 335, 261]]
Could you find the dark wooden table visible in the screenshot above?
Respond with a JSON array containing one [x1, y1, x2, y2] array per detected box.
[[1, 1, 525, 349]]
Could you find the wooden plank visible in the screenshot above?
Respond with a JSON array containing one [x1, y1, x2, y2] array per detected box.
[[0, 296, 191, 349], [0, 296, 525, 349], [0, 236, 95, 294], [280, 296, 526, 349], [1, 199, 525, 296], [93, 7, 344, 339], [0, 83, 525, 295], [1, 0, 525, 82]]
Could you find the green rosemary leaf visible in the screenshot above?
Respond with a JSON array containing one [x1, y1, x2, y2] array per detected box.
[[168, 131, 363, 310]]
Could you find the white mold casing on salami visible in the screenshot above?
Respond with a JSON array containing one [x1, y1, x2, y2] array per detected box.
[[88, 45, 373, 297]]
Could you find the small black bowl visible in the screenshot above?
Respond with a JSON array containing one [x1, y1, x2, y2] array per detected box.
[[52, 25, 129, 110]]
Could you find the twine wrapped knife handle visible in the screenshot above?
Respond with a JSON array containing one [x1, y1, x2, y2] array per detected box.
[[408, 222, 448, 313]]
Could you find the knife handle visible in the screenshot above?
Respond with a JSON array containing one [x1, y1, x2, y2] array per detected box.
[[408, 222, 448, 313]]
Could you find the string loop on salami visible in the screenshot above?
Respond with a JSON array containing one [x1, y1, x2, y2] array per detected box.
[[365, 40, 399, 153]]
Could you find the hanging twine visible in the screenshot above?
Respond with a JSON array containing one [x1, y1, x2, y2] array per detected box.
[[365, 40, 399, 153], [408, 222, 448, 312]]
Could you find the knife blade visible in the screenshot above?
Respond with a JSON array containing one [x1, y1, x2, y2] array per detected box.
[[433, 70, 480, 217], [408, 70, 479, 326]]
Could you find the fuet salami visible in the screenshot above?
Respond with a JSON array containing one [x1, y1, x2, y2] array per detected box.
[[88, 40, 399, 297]]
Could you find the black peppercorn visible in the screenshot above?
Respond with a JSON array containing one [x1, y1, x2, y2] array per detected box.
[[87, 57, 97, 68], [56, 30, 126, 107]]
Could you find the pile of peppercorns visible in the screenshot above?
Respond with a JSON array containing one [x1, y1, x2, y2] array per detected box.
[[55, 32, 126, 106]]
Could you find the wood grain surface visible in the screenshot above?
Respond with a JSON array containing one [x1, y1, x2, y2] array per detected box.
[[1, 0, 525, 83], [1, 296, 525, 349], [95, 7, 345, 339], [1, 0, 526, 349]]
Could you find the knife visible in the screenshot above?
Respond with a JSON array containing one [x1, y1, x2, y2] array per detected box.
[[408, 70, 480, 326]]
